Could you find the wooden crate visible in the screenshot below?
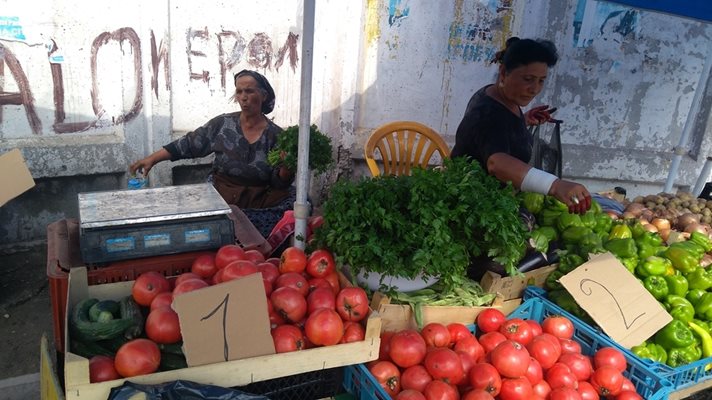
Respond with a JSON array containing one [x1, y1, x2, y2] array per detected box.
[[479, 264, 557, 300], [63, 267, 381, 399]]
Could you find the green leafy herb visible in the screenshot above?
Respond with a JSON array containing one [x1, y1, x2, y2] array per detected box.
[[313, 157, 528, 291], [267, 124, 333, 174]]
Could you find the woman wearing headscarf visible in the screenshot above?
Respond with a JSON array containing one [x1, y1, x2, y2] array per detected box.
[[130, 69, 295, 236]]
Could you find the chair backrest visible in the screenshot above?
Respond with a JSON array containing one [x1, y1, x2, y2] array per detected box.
[[364, 121, 451, 176]]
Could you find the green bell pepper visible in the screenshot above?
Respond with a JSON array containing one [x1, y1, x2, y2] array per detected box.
[[647, 342, 668, 364], [669, 241, 706, 260], [664, 246, 700, 274], [689, 321, 712, 360], [548, 289, 593, 324], [619, 256, 639, 274], [631, 342, 654, 360], [546, 270, 565, 291], [590, 199, 603, 215], [529, 229, 550, 253], [605, 238, 638, 258], [636, 232, 666, 259], [690, 231, 712, 253], [687, 288, 706, 307], [520, 192, 545, 215], [636, 256, 671, 278], [580, 211, 597, 229], [536, 226, 558, 242], [544, 196, 569, 212], [609, 223, 633, 240], [538, 208, 562, 227], [644, 276, 669, 300], [557, 252, 585, 274], [629, 220, 648, 239], [594, 214, 614, 235], [664, 274, 689, 297], [694, 292, 712, 321], [665, 294, 695, 322], [579, 232, 605, 255], [686, 267, 712, 291], [654, 319, 696, 350], [562, 226, 592, 245], [666, 344, 701, 367]]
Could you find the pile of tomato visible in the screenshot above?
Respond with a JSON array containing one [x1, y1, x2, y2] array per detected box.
[[89, 244, 370, 382], [368, 308, 643, 400]]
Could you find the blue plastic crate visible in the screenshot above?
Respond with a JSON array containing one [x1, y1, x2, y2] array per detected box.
[[343, 297, 672, 400], [524, 285, 712, 393]]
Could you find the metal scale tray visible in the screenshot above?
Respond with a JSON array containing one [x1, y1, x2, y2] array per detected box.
[[78, 183, 235, 264]]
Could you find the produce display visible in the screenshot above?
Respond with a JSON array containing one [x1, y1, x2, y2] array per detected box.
[[267, 124, 334, 174], [68, 244, 371, 383], [523, 191, 712, 370], [366, 309, 644, 399]]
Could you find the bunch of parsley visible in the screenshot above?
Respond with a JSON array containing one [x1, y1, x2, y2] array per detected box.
[[267, 124, 333, 174], [313, 157, 528, 290]]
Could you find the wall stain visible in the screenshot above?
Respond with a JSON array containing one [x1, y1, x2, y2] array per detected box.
[[247, 32, 272, 69], [0, 42, 41, 134], [447, 0, 512, 63], [150, 30, 170, 99], [365, 0, 381, 45], [274, 31, 299, 72], [187, 27, 210, 82]]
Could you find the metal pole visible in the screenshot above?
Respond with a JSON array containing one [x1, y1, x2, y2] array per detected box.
[[692, 156, 712, 197], [664, 42, 712, 193], [293, 0, 316, 250]]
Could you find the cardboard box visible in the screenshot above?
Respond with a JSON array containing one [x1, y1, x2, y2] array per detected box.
[[371, 292, 522, 332], [480, 264, 557, 301], [63, 267, 381, 399], [0, 148, 35, 206]]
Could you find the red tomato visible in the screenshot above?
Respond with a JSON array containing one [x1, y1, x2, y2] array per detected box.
[[174, 272, 203, 288], [576, 381, 598, 400], [590, 365, 624, 397], [304, 308, 344, 346], [369, 360, 402, 397], [620, 376, 636, 393], [191, 253, 217, 279], [549, 387, 583, 400], [266, 257, 281, 267], [462, 389, 495, 400], [323, 271, 341, 295], [270, 287, 307, 323], [279, 246, 308, 274], [222, 260, 259, 282], [256, 262, 280, 285], [490, 340, 531, 378], [401, 364, 433, 392], [307, 277, 333, 293], [559, 338, 582, 354], [132, 271, 171, 307], [542, 316, 575, 340], [150, 292, 174, 311], [271, 324, 306, 353], [527, 334, 562, 370], [340, 321, 366, 343], [457, 351, 476, 382], [453, 336, 485, 363], [389, 329, 427, 368], [262, 278, 273, 297], [526, 319, 543, 337], [114, 339, 161, 377], [307, 287, 336, 313], [379, 331, 396, 362], [524, 356, 543, 385], [423, 347, 464, 385], [499, 318, 534, 346], [145, 306, 182, 344], [173, 278, 209, 296], [243, 249, 266, 263], [499, 377, 533, 400], [447, 322, 472, 346], [215, 244, 246, 269], [593, 347, 627, 372], [335, 287, 370, 322], [212, 268, 225, 285], [275, 272, 310, 297], [267, 299, 286, 328], [395, 389, 427, 400], [546, 363, 578, 390], [616, 390, 643, 400], [421, 322, 451, 348], [477, 308, 506, 333], [532, 379, 552, 399], [306, 249, 336, 278], [558, 352, 593, 381], [89, 355, 120, 383], [422, 380, 459, 400], [468, 362, 502, 396], [478, 331, 507, 354]]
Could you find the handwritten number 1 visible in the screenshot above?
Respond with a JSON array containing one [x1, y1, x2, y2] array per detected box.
[[579, 279, 645, 329], [201, 293, 230, 361]]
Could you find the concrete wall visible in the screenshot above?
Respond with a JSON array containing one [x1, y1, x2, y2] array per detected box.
[[2, 0, 712, 245]]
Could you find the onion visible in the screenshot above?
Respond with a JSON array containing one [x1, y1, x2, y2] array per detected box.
[[624, 203, 647, 217], [702, 254, 712, 268], [684, 222, 709, 235], [643, 224, 659, 233], [605, 211, 620, 220], [651, 218, 671, 232], [621, 211, 637, 220], [678, 213, 700, 230], [659, 228, 671, 242]]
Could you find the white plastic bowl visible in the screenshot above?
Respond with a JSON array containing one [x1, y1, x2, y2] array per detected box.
[[354, 268, 439, 292]]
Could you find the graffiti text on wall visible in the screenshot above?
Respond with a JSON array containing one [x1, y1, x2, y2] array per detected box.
[[447, 0, 513, 63], [0, 27, 299, 135]]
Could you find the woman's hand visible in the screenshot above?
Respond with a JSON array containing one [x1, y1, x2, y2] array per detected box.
[[129, 148, 170, 177], [525, 105, 557, 126], [549, 179, 591, 214]]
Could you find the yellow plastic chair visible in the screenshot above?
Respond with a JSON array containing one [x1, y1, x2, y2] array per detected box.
[[364, 121, 451, 176]]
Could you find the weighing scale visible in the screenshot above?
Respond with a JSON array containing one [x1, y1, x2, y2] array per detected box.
[[78, 183, 235, 264]]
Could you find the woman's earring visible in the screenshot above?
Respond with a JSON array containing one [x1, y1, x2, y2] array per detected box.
[[499, 81, 505, 88]]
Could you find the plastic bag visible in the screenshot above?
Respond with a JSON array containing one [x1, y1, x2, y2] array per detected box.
[[529, 120, 563, 178], [107, 379, 270, 400]]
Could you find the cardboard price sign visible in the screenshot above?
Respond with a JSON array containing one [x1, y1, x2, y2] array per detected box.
[[172, 273, 275, 367], [559, 252, 672, 348]]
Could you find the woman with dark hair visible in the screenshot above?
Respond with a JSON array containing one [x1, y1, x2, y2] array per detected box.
[[130, 69, 295, 237], [452, 37, 590, 215]]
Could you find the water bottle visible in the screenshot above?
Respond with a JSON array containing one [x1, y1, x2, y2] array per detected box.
[[127, 173, 148, 190]]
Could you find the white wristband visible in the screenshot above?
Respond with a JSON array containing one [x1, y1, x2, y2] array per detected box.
[[520, 168, 558, 195]]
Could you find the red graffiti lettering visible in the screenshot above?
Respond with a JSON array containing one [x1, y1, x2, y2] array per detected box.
[[0, 42, 42, 134]]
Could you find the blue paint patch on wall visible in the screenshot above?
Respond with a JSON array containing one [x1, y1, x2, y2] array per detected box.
[[388, 0, 410, 26], [0, 16, 26, 41]]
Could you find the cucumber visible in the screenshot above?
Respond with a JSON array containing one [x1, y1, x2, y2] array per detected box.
[[158, 342, 184, 356], [70, 339, 115, 358], [97, 335, 130, 353], [120, 295, 145, 339], [88, 300, 120, 322], [159, 352, 187, 371], [70, 298, 134, 342]]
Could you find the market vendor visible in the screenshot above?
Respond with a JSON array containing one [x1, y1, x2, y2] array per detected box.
[[451, 37, 591, 215], [129, 69, 295, 237]]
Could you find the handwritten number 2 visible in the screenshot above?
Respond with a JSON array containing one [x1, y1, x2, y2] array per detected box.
[[201, 293, 230, 361], [579, 279, 645, 329]]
